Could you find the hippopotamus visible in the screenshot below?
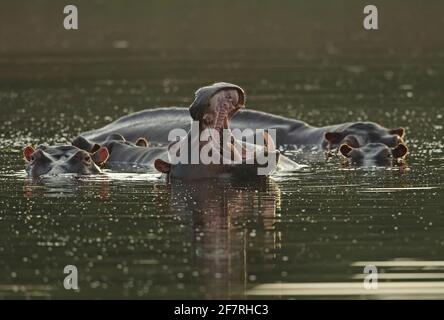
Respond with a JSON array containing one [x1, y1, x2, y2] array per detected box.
[[23, 144, 109, 177], [153, 82, 280, 178], [72, 134, 169, 172]]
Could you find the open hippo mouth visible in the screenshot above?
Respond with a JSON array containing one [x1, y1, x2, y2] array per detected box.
[[189, 82, 246, 133], [200, 88, 243, 132], [155, 83, 279, 179], [189, 82, 249, 161], [188, 82, 276, 163]]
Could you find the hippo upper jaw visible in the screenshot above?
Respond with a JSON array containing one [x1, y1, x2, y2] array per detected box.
[[201, 89, 245, 133], [189, 82, 246, 132]]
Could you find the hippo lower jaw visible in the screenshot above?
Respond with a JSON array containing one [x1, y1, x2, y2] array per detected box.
[[155, 151, 280, 181]]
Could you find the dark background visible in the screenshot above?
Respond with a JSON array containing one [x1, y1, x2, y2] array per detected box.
[[0, 0, 443, 54]]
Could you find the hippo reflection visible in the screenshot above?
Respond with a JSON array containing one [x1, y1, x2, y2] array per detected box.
[[23, 144, 109, 177], [160, 179, 281, 298]]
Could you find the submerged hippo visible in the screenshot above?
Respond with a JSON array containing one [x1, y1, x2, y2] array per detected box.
[[23, 144, 109, 177], [339, 142, 408, 166]]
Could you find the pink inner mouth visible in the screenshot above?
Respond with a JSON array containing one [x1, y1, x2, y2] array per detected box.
[[202, 89, 241, 132]]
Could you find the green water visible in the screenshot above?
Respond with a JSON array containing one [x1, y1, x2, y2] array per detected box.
[[1, 0, 444, 299], [0, 49, 443, 299]]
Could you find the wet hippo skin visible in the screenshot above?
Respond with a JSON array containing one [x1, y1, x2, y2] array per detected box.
[[72, 134, 169, 171]]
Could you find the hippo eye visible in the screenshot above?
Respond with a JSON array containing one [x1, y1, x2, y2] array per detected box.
[[84, 155, 91, 163], [30, 156, 35, 162]]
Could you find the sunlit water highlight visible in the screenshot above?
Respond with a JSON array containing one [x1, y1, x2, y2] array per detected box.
[[0, 50, 443, 299]]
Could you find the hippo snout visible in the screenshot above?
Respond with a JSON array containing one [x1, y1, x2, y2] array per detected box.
[[69, 150, 93, 165], [339, 142, 408, 166]]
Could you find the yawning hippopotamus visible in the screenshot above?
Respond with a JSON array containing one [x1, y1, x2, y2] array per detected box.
[[154, 82, 280, 179], [23, 144, 109, 177]]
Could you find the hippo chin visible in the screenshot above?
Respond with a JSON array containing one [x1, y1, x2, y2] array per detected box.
[[23, 144, 109, 177]]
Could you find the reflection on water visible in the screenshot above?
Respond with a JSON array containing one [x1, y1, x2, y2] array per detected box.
[[168, 179, 281, 299], [0, 48, 443, 299]]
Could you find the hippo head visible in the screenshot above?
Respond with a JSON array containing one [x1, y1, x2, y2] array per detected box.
[[23, 144, 109, 177], [323, 123, 407, 165], [152, 83, 279, 179], [324, 122, 405, 149], [324, 123, 405, 150], [339, 142, 408, 166]]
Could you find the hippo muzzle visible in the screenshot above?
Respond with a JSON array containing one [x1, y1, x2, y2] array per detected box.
[[339, 142, 408, 166]]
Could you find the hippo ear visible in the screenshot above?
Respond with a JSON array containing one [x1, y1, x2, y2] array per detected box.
[[392, 143, 408, 158], [72, 136, 101, 153], [91, 147, 109, 165], [339, 144, 353, 157], [154, 159, 171, 173], [389, 127, 405, 138], [325, 132, 344, 145], [135, 137, 149, 147], [23, 146, 35, 162]]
